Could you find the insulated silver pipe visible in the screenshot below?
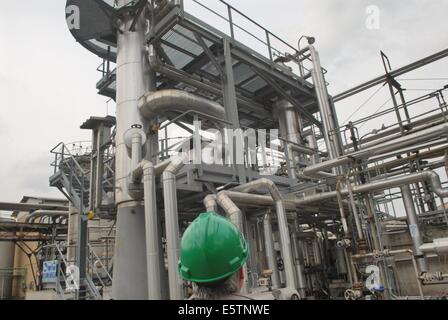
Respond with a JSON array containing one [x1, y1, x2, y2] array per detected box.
[[216, 192, 244, 230], [162, 152, 189, 300], [233, 178, 296, 289], [131, 160, 165, 299], [203, 194, 218, 212], [25, 210, 68, 224], [220, 171, 447, 211], [303, 122, 448, 177], [401, 185, 428, 273], [138, 89, 225, 121], [131, 133, 143, 171], [215, 191, 249, 294], [347, 182, 364, 240], [291, 222, 307, 298], [263, 213, 280, 289], [335, 181, 350, 237], [309, 45, 341, 161], [305, 134, 320, 165], [295, 171, 448, 205], [113, 0, 153, 300], [275, 100, 302, 180]]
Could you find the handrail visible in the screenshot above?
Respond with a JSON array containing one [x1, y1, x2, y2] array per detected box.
[[50, 142, 88, 176], [187, 0, 298, 62], [215, 0, 298, 53], [88, 243, 113, 283]]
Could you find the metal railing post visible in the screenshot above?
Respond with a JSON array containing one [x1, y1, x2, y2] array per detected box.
[[227, 5, 234, 39]]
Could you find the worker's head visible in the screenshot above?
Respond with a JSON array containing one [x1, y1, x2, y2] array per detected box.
[[178, 212, 248, 298]]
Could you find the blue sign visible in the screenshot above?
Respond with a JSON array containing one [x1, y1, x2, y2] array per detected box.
[[42, 260, 58, 283]]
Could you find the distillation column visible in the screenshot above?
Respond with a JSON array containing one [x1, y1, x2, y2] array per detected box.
[[112, 1, 155, 300]]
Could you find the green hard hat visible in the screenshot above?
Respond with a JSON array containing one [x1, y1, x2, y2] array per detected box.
[[178, 212, 248, 283]]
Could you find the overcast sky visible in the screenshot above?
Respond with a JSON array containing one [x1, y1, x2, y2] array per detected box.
[[0, 0, 447, 206]]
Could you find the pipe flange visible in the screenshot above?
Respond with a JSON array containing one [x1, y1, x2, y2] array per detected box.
[[124, 126, 147, 149]]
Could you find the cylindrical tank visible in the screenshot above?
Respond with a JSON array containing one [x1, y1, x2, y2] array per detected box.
[[0, 214, 16, 300]]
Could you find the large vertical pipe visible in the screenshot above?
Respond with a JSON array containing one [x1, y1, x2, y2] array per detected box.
[[335, 181, 350, 237], [347, 182, 364, 240], [309, 45, 342, 161], [274, 200, 296, 288], [142, 162, 163, 299], [131, 133, 143, 171], [305, 134, 320, 165], [233, 179, 296, 289], [162, 154, 189, 300], [216, 192, 250, 294], [291, 223, 307, 298], [203, 195, 218, 212], [263, 213, 280, 289], [401, 185, 428, 273], [112, 1, 152, 300]]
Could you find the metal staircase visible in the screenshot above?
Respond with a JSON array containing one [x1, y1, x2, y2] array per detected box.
[[50, 142, 90, 211], [42, 243, 110, 300], [49, 143, 112, 300]]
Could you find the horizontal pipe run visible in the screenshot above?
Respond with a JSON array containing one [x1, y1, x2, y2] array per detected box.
[[232, 178, 282, 201], [215, 171, 447, 210], [0, 202, 69, 212], [303, 122, 448, 177], [25, 210, 69, 224]]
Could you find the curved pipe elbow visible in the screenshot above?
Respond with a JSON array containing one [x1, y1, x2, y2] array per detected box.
[[203, 194, 218, 212], [163, 152, 190, 176], [138, 89, 225, 122], [131, 160, 154, 184], [425, 171, 448, 198], [216, 191, 242, 217], [25, 210, 69, 224], [234, 178, 283, 201]]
